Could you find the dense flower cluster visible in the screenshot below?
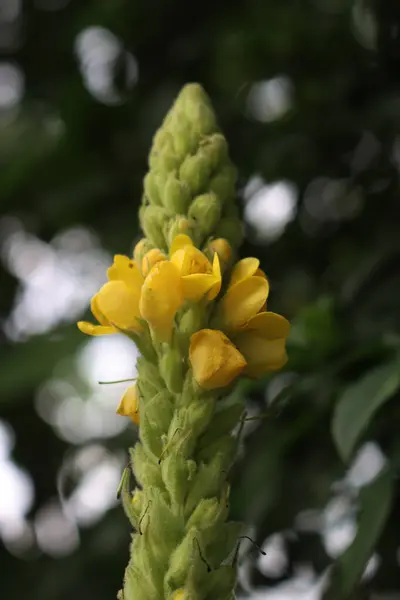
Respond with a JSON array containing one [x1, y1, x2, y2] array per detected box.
[[78, 234, 289, 406]]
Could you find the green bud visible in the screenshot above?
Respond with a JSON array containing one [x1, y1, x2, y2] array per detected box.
[[209, 165, 237, 205], [197, 399, 244, 450], [160, 348, 184, 393], [124, 562, 159, 600], [214, 217, 244, 248], [188, 193, 222, 237], [167, 216, 195, 246], [186, 497, 228, 532], [140, 391, 174, 457], [197, 435, 236, 464], [140, 205, 169, 250], [199, 134, 228, 171], [133, 237, 154, 266], [179, 305, 205, 337], [163, 174, 191, 214], [202, 521, 244, 567], [130, 534, 165, 596], [143, 172, 162, 206], [179, 153, 210, 197], [184, 453, 225, 516], [165, 528, 202, 591], [130, 444, 164, 489], [203, 566, 236, 599], [161, 452, 191, 507]]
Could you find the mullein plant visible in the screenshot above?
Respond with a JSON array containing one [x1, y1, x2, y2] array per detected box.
[[78, 84, 290, 600]]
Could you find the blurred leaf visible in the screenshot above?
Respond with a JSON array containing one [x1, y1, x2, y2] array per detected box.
[[332, 359, 400, 461], [322, 467, 393, 600]]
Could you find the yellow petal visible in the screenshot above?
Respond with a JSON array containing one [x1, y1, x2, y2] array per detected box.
[[107, 255, 143, 290], [139, 261, 184, 341], [208, 238, 232, 265], [96, 281, 142, 332], [77, 321, 116, 336], [170, 234, 193, 255], [171, 244, 212, 276], [141, 248, 166, 277], [221, 276, 269, 330], [181, 273, 216, 301], [171, 590, 185, 600], [229, 257, 260, 287], [235, 332, 288, 377], [117, 385, 140, 424], [207, 252, 222, 301], [189, 329, 247, 389], [245, 311, 290, 338], [90, 294, 111, 327]]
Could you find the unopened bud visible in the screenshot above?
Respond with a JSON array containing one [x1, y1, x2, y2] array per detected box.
[[133, 238, 153, 266], [140, 205, 169, 250], [167, 216, 194, 246], [188, 193, 221, 237], [141, 248, 166, 277], [179, 153, 210, 197], [160, 348, 183, 393], [143, 172, 162, 206], [209, 164, 237, 204], [116, 385, 140, 425], [199, 133, 228, 171], [208, 238, 232, 266], [163, 174, 191, 214]]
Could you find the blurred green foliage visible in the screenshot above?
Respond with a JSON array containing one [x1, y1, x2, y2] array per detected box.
[[1, 1, 400, 599]]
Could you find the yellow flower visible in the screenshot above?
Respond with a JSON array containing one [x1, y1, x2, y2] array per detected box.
[[139, 260, 184, 341], [78, 255, 143, 336], [216, 256, 290, 377], [171, 590, 185, 600], [78, 253, 183, 341], [141, 248, 166, 276], [233, 312, 290, 377], [170, 234, 221, 301], [117, 384, 140, 424], [208, 237, 232, 266], [189, 329, 247, 389]]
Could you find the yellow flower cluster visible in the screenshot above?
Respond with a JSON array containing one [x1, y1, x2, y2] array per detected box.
[[78, 234, 290, 417]]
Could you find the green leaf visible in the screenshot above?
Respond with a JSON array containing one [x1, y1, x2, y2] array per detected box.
[[332, 360, 400, 461], [322, 467, 393, 600]]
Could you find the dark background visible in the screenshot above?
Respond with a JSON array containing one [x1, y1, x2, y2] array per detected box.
[[1, 1, 400, 598]]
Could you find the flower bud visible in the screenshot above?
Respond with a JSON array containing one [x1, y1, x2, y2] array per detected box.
[[133, 238, 153, 266], [209, 164, 237, 204], [160, 348, 183, 393], [199, 133, 228, 171], [179, 153, 210, 197], [116, 385, 140, 424], [188, 193, 221, 237], [207, 238, 232, 266], [167, 216, 194, 246], [179, 305, 205, 338], [143, 172, 162, 206], [140, 205, 169, 250], [141, 248, 166, 277], [163, 173, 191, 214]]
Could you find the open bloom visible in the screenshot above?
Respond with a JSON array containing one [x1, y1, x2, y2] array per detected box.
[[219, 257, 290, 376], [189, 257, 290, 388], [78, 254, 183, 341], [189, 329, 246, 389], [170, 234, 221, 301]]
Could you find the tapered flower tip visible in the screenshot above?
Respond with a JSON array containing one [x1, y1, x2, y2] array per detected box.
[[117, 385, 139, 425], [208, 238, 232, 265], [189, 329, 246, 389]]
